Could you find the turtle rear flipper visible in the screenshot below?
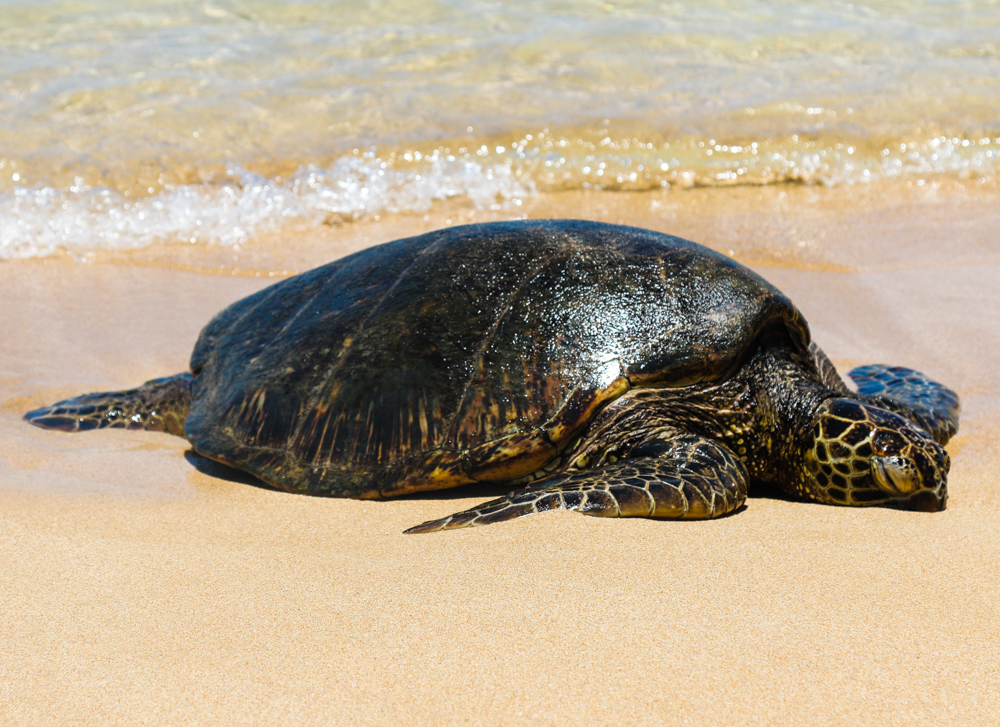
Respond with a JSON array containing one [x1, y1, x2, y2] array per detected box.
[[24, 373, 193, 437], [849, 364, 960, 445], [404, 435, 747, 534]]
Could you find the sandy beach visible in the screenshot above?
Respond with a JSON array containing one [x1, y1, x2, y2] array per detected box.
[[2, 183, 998, 725]]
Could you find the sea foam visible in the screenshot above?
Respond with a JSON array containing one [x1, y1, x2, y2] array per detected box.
[[0, 154, 534, 260]]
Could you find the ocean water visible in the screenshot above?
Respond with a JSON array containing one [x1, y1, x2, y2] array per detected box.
[[1, 0, 998, 258]]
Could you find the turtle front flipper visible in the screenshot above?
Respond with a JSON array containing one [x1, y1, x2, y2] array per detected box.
[[24, 373, 193, 437], [404, 435, 747, 534], [848, 365, 960, 445]]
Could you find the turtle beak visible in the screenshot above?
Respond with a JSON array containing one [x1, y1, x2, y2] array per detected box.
[[904, 488, 947, 512]]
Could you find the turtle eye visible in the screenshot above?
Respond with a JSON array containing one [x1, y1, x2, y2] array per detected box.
[[871, 455, 919, 494]]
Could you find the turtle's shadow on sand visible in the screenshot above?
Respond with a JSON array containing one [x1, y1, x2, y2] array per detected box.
[[185, 450, 272, 488], [184, 449, 517, 501], [185, 449, 801, 506], [746, 480, 799, 503]]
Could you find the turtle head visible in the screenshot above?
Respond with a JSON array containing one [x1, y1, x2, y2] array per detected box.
[[800, 398, 949, 511]]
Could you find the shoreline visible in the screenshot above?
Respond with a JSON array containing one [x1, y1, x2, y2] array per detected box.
[[3, 182, 999, 725], [26, 178, 993, 274]]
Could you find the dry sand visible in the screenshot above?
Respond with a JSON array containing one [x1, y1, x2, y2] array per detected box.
[[2, 183, 999, 726]]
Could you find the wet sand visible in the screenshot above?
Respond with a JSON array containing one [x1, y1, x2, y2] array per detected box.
[[2, 184, 999, 725]]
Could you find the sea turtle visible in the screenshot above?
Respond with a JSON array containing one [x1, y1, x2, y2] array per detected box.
[[25, 220, 959, 533]]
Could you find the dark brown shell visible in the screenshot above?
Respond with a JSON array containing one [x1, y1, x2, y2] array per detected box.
[[184, 220, 808, 497]]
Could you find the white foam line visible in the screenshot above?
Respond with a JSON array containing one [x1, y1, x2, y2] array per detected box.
[[0, 156, 535, 260]]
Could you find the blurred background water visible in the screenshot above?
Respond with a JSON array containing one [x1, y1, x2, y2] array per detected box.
[[1, 0, 998, 258]]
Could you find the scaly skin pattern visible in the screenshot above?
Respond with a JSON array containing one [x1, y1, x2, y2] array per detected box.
[[24, 374, 193, 437], [802, 398, 949, 511], [407, 329, 957, 532], [848, 364, 961, 445], [404, 435, 748, 533]]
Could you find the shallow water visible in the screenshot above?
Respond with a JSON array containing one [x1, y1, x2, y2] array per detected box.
[[2, 0, 998, 258]]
